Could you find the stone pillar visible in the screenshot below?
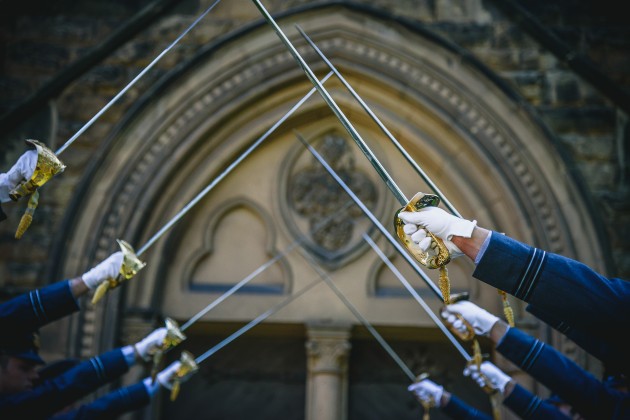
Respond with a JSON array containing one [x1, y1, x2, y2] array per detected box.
[[305, 322, 351, 420]]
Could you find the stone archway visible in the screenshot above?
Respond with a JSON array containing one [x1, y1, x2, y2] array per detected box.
[[54, 3, 605, 418]]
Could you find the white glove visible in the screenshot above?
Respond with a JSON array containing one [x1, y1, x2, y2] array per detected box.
[[408, 379, 444, 407], [398, 207, 477, 257], [157, 359, 196, 390], [440, 301, 499, 336], [134, 328, 167, 361], [463, 361, 511, 393], [156, 360, 182, 390], [0, 150, 38, 202], [81, 252, 124, 290]]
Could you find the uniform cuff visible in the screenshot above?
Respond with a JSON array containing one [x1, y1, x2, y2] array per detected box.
[[121, 345, 136, 367], [143, 377, 160, 396]]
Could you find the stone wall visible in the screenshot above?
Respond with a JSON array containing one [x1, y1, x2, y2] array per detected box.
[[1, 0, 627, 291]]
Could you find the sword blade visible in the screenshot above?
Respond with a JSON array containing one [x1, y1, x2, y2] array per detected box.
[[195, 273, 323, 364], [251, 0, 407, 205], [295, 132, 444, 300], [363, 233, 471, 361], [56, 0, 223, 155], [136, 71, 334, 256], [296, 25, 462, 218], [180, 199, 354, 331], [303, 253, 417, 381]]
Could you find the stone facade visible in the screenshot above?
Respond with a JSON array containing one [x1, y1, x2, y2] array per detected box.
[[1, 1, 628, 419]]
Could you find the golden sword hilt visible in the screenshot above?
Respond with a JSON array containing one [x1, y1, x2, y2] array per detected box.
[[465, 347, 502, 420], [91, 239, 146, 304], [439, 295, 476, 342], [466, 341, 495, 395], [11, 139, 65, 239], [151, 317, 186, 383], [394, 192, 453, 303], [412, 373, 435, 420], [9, 139, 65, 201], [169, 351, 198, 401]]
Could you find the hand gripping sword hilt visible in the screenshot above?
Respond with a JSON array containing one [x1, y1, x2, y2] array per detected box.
[[394, 192, 451, 269], [465, 347, 502, 420], [170, 351, 198, 401], [9, 139, 65, 201], [439, 301, 476, 342], [91, 239, 146, 304], [394, 192, 453, 303], [151, 317, 186, 383], [412, 373, 435, 420]]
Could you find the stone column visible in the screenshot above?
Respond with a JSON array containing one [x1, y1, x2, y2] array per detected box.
[[305, 322, 352, 420]]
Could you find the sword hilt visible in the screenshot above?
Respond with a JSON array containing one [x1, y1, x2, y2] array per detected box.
[[412, 373, 436, 420], [92, 239, 146, 304], [151, 317, 186, 383], [169, 351, 198, 401], [394, 192, 451, 269], [395, 192, 453, 303]]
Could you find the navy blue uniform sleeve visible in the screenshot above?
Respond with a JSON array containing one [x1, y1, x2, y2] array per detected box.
[[442, 394, 492, 420], [496, 327, 630, 419], [0, 280, 79, 333], [0, 348, 130, 419], [527, 304, 629, 375], [49, 382, 150, 420], [473, 232, 630, 342], [503, 383, 570, 419]]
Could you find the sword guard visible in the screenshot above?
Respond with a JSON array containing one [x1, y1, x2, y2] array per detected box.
[[394, 192, 451, 269], [412, 372, 437, 419], [91, 239, 146, 304], [440, 304, 476, 341], [151, 317, 187, 383], [466, 341, 495, 395], [170, 351, 198, 401], [9, 139, 65, 201]]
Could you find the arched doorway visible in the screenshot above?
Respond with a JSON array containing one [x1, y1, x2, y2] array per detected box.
[[54, 4, 605, 419]]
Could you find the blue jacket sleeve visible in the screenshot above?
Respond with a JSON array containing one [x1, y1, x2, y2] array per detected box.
[[0, 281, 79, 333], [496, 327, 630, 419], [442, 394, 492, 420], [526, 304, 629, 376], [0, 348, 130, 419], [503, 383, 570, 419], [473, 232, 630, 343], [49, 382, 150, 420]]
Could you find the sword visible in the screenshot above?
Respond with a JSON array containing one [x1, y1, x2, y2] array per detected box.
[[294, 133, 499, 410], [251, 0, 452, 301], [55, 0, 222, 155], [90, 71, 334, 305], [364, 232, 502, 419], [10, 0, 224, 239], [296, 27, 514, 327], [148, 199, 355, 379]]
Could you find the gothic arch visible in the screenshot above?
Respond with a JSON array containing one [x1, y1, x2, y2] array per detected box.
[[51, 3, 605, 374]]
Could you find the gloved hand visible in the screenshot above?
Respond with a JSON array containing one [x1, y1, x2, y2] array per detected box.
[[156, 359, 195, 389], [0, 150, 38, 203], [398, 207, 477, 258], [463, 361, 511, 393], [440, 301, 499, 336], [81, 252, 124, 290], [408, 378, 444, 407], [134, 328, 168, 361]]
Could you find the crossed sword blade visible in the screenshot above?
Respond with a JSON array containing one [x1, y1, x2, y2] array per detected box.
[[295, 25, 462, 218], [296, 133, 472, 362]]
